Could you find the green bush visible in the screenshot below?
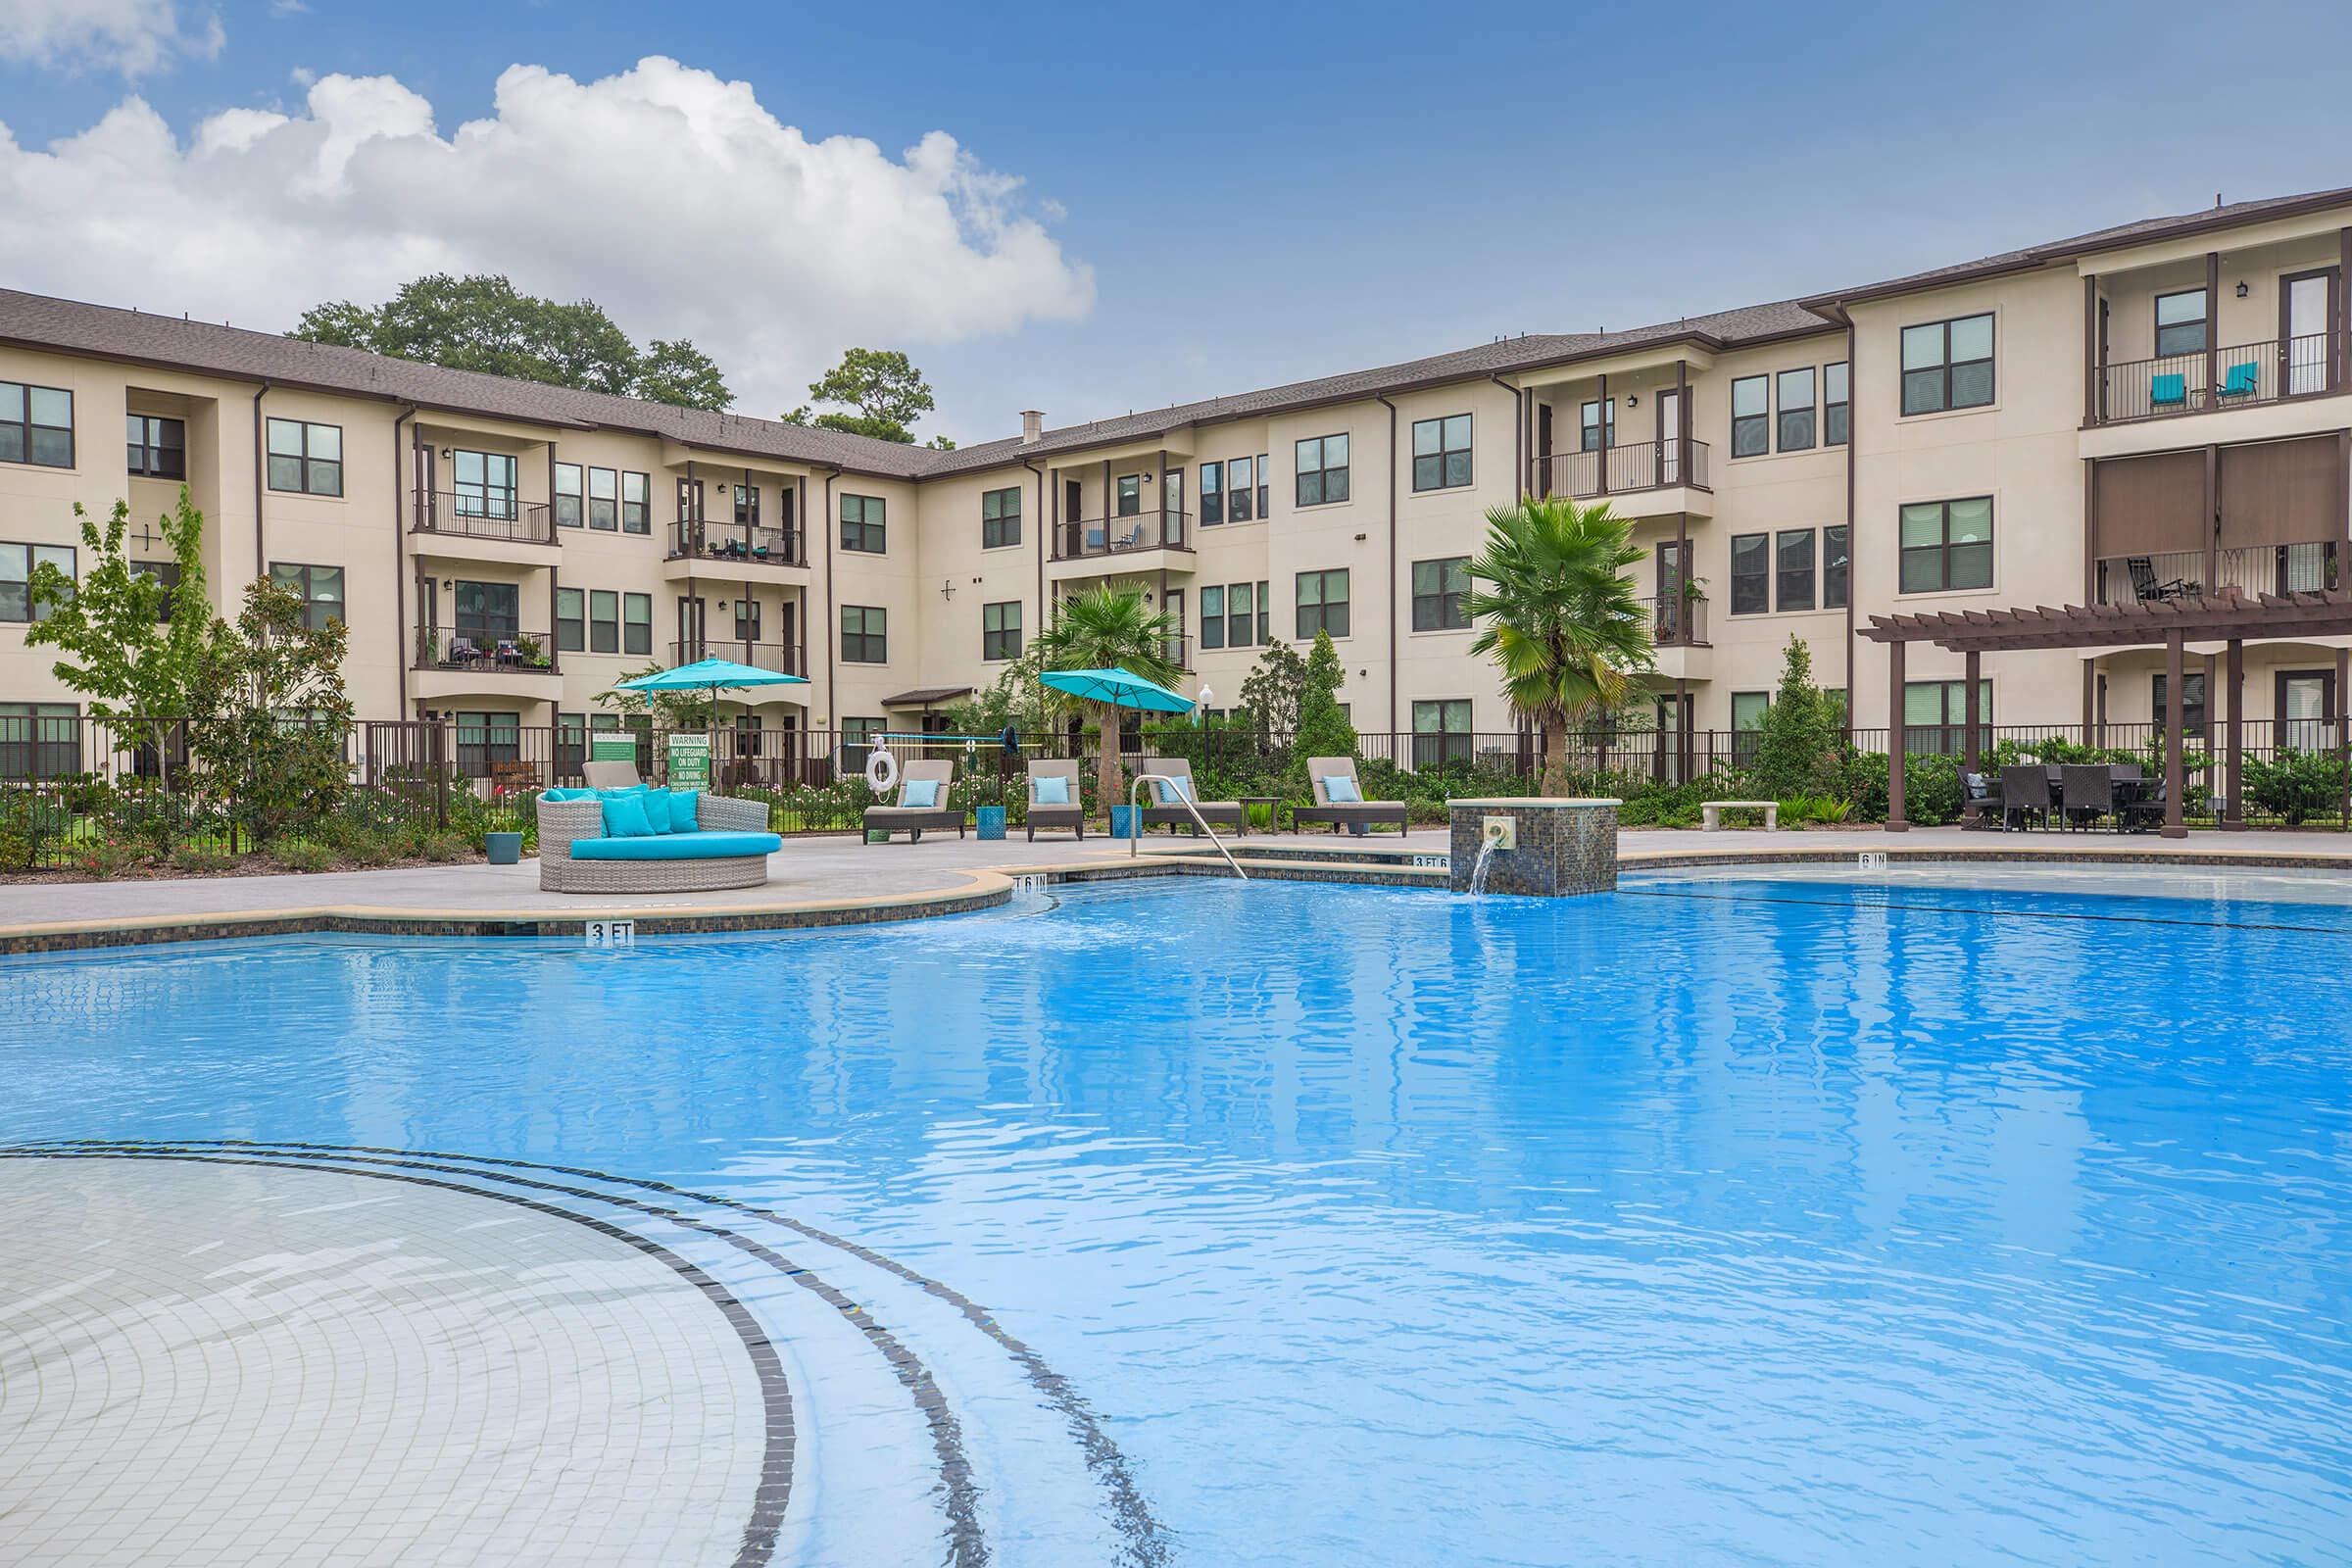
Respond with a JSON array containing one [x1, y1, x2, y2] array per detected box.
[[169, 843, 240, 874], [2246, 749, 2346, 825], [267, 838, 337, 874], [420, 831, 471, 863]]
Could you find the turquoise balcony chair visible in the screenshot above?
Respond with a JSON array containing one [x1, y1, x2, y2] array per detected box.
[[2150, 372, 2187, 409], [2219, 361, 2260, 398]]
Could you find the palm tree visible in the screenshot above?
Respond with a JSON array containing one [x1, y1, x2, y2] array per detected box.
[[1465, 497, 1653, 796], [1032, 583, 1185, 818]]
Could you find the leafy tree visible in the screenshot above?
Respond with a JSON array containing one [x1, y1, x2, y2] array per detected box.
[[1294, 630, 1358, 765], [783, 347, 941, 445], [1465, 497, 1653, 795], [599, 663, 720, 728], [1032, 584, 1184, 817], [290, 273, 733, 410], [26, 492, 219, 790], [1237, 640, 1310, 738], [1748, 636, 1845, 799], [187, 577, 355, 845], [945, 644, 1061, 742]]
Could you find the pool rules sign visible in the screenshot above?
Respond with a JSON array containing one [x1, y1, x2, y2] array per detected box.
[[665, 731, 712, 790]]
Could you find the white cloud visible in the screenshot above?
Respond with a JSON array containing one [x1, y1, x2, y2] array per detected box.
[[0, 0, 222, 76], [0, 55, 1095, 417]]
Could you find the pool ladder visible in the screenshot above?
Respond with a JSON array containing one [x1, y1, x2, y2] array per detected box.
[[1129, 773, 1248, 879]]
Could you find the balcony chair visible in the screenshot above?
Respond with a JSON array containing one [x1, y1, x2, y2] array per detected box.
[[2151, 372, 2188, 410], [2219, 362, 2260, 398], [2127, 556, 2193, 603], [446, 635, 483, 666]]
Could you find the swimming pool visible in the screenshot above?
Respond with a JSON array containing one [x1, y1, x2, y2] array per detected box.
[[5, 871, 2350, 1565]]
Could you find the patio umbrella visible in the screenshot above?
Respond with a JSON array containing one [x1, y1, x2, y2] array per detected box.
[[611, 657, 808, 720], [1036, 667, 1197, 714]]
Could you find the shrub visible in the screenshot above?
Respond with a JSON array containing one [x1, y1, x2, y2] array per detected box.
[[68, 839, 143, 878], [1749, 638, 1845, 799], [268, 837, 337, 874], [420, 831, 471, 862], [2246, 748, 2346, 825], [169, 843, 239, 874]]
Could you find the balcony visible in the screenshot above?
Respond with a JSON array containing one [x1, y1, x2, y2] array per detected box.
[[413, 624, 559, 672], [669, 639, 807, 676], [1639, 594, 1710, 648], [1532, 439, 1711, 502], [2092, 543, 2339, 609], [1052, 509, 1192, 562], [666, 518, 807, 568], [2095, 334, 2333, 424], [412, 490, 556, 546]]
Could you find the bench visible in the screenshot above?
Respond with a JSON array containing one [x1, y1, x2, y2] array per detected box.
[[1700, 800, 1779, 832]]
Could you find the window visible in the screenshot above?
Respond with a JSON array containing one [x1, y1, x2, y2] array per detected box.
[[1228, 580, 1255, 647], [735, 597, 761, 640], [1411, 415, 1473, 491], [1412, 557, 1471, 631], [1732, 691, 1770, 765], [1296, 569, 1350, 639], [133, 560, 180, 621], [2281, 671, 2336, 749], [2152, 671, 2208, 735], [841, 494, 886, 554], [1776, 529, 1816, 612], [1729, 533, 1769, 615], [453, 579, 518, 641], [269, 563, 343, 630], [842, 716, 886, 756], [266, 417, 341, 496], [1200, 585, 1225, 651], [1580, 399, 1614, 453], [1411, 700, 1472, 769], [1296, 434, 1349, 507], [453, 710, 520, 778], [1730, 376, 1769, 458], [2155, 289, 2208, 359], [734, 483, 760, 527], [1115, 474, 1141, 516], [1228, 457, 1255, 523], [1776, 368, 1815, 452], [589, 590, 619, 654], [1904, 678, 1992, 756], [1200, 461, 1223, 525], [2, 382, 74, 468], [623, 592, 652, 657], [982, 486, 1022, 548], [842, 605, 887, 662], [1900, 313, 1994, 415], [126, 415, 184, 479], [588, 467, 618, 530], [621, 471, 650, 534], [983, 600, 1022, 661], [1256, 453, 1269, 517], [0, 701, 78, 780], [1823, 525, 1849, 610], [554, 463, 583, 528], [1199, 580, 1269, 651], [453, 450, 518, 520], [1898, 497, 1993, 593], [0, 542, 75, 621], [1824, 362, 1850, 446], [556, 587, 584, 653]]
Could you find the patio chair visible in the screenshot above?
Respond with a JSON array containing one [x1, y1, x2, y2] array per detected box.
[[863, 759, 964, 844], [1138, 757, 1245, 837], [1960, 770, 1999, 828], [2119, 777, 2168, 832], [2151, 371, 2187, 409], [2127, 556, 2192, 603], [2060, 764, 2115, 831], [1999, 764, 2053, 831], [1025, 758, 1085, 841], [2218, 362, 2260, 398], [1291, 757, 1410, 835], [447, 635, 483, 666]]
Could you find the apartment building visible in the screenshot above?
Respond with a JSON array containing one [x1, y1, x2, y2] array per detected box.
[[6, 182, 2352, 775]]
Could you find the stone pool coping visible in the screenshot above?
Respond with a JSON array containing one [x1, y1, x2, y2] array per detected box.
[[6, 829, 2352, 953]]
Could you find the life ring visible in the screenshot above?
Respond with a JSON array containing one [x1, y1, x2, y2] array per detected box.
[[864, 746, 900, 793]]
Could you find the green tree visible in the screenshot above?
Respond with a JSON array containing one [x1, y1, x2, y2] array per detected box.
[[945, 644, 1060, 742], [783, 347, 940, 445], [187, 577, 355, 845], [1294, 630, 1359, 765], [598, 663, 720, 729], [290, 273, 733, 410], [1465, 497, 1653, 795], [1748, 636, 1845, 799], [1237, 640, 1310, 738], [1032, 584, 1184, 817], [26, 492, 219, 790]]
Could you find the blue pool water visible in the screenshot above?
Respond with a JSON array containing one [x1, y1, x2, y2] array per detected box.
[[5, 872, 2352, 1565]]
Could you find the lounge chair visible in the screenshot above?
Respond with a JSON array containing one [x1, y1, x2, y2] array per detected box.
[[535, 785, 780, 893], [583, 759, 643, 790], [2061, 764, 2115, 831], [1291, 757, 1409, 835], [862, 759, 964, 844], [1025, 758, 1086, 841], [1999, 763, 2052, 831], [1138, 757, 1245, 837]]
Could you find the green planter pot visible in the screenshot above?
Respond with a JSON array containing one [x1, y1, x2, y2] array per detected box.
[[483, 831, 523, 865], [1109, 805, 1139, 839]]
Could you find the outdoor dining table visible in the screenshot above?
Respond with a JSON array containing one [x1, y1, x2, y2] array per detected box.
[[1999, 763, 2149, 828]]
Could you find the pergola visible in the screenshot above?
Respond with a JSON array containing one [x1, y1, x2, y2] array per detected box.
[[1859, 589, 2352, 837]]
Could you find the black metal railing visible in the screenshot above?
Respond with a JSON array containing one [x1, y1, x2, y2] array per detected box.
[[1637, 594, 1710, 647], [1533, 439, 1710, 500], [1052, 509, 1192, 560], [668, 639, 806, 676], [412, 489, 556, 545], [413, 624, 558, 672], [2092, 543, 2338, 608], [667, 518, 807, 567], [2096, 333, 2332, 423]]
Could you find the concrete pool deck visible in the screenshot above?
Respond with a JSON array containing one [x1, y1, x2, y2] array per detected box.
[[4, 824, 2352, 951]]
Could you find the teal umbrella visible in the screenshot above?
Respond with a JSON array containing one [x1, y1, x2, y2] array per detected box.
[[612, 657, 808, 720], [1037, 666, 1197, 714]]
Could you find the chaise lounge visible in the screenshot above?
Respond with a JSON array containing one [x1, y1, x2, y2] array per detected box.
[[863, 759, 966, 844], [1290, 756, 1410, 834], [1026, 758, 1085, 841], [1138, 756, 1245, 836], [535, 783, 782, 893]]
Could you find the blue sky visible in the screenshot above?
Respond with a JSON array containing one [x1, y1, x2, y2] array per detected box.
[[6, 0, 2352, 444]]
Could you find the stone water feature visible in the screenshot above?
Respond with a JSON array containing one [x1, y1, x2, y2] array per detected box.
[[1447, 798, 1620, 896]]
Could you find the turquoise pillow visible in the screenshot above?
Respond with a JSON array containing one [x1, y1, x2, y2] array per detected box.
[[1034, 774, 1069, 805], [639, 786, 675, 835], [543, 787, 595, 802], [668, 789, 702, 832], [1153, 776, 1194, 804], [903, 778, 940, 808], [1322, 774, 1361, 804], [600, 791, 657, 838]]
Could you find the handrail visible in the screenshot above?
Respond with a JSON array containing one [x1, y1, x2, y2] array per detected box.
[[1130, 772, 1247, 879]]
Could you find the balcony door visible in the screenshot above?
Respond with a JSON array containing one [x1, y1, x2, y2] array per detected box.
[[678, 595, 707, 662], [1654, 540, 1686, 642], [454, 580, 518, 644], [1655, 390, 1683, 484], [2282, 269, 2336, 395]]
